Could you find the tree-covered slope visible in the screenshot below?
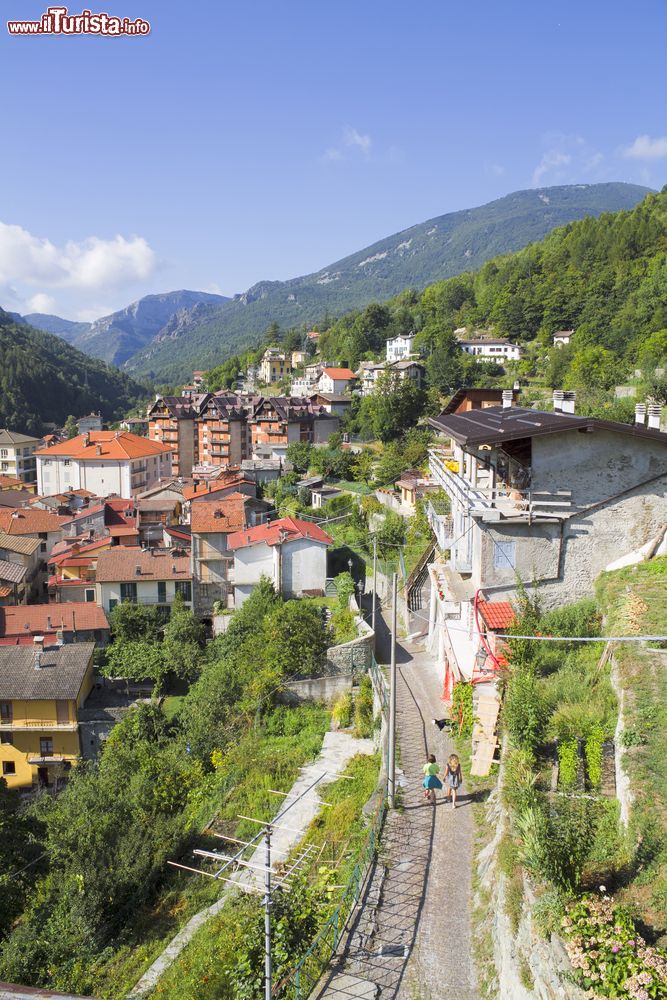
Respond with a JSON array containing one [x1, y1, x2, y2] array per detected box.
[[122, 182, 651, 382], [316, 186, 667, 396], [0, 310, 147, 434]]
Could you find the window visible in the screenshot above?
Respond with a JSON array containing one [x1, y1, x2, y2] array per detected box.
[[199, 584, 211, 598], [85, 589, 95, 602], [0, 449, 7, 458], [175, 580, 192, 602], [108, 598, 118, 612], [2, 761, 15, 776], [0, 702, 12, 724], [1, 733, 13, 745], [120, 582, 137, 602], [494, 540, 516, 570], [40, 737, 54, 757], [40, 542, 47, 553], [157, 581, 167, 603]]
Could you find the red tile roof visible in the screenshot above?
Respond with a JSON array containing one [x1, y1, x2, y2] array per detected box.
[[0, 475, 26, 490], [35, 431, 172, 461], [0, 602, 109, 638], [0, 508, 68, 535], [183, 477, 255, 501], [191, 499, 246, 534], [95, 547, 191, 583], [228, 516, 332, 551], [478, 600, 516, 630], [321, 368, 356, 380]]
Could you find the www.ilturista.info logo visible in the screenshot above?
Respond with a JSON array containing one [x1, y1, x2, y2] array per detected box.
[[7, 6, 150, 35]]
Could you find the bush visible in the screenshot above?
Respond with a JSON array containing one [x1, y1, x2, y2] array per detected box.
[[585, 723, 605, 790], [354, 675, 374, 738], [332, 691, 353, 729], [557, 738, 580, 790], [502, 670, 549, 752], [334, 571, 355, 610], [502, 748, 539, 813], [451, 682, 474, 738], [330, 607, 358, 644]]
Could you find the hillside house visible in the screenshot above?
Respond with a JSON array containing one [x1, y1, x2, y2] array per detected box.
[[553, 329, 574, 347], [318, 367, 357, 394], [227, 517, 332, 606], [457, 338, 522, 363], [95, 547, 192, 614], [0, 640, 94, 789], [386, 333, 416, 362], [0, 429, 41, 485], [441, 386, 521, 414], [0, 532, 41, 604], [190, 498, 246, 615], [35, 432, 173, 498], [259, 348, 289, 384], [425, 393, 667, 692], [76, 412, 103, 434], [47, 536, 113, 604]]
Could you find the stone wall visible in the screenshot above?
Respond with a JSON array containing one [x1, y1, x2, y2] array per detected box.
[[324, 598, 375, 674], [278, 674, 353, 706]]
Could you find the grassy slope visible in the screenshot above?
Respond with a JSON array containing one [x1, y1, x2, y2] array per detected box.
[[596, 556, 667, 942]]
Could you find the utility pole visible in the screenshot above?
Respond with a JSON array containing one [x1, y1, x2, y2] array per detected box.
[[371, 535, 377, 643], [264, 825, 272, 1000], [388, 571, 397, 808]]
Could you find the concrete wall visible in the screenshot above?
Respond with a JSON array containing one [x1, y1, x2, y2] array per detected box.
[[477, 474, 667, 608], [282, 538, 327, 597], [278, 674, 353, 705]]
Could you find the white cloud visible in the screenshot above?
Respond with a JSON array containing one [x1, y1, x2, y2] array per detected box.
[[621, 134, 667, 161], [322, 125, 372, 162], [26, 292, 57, 314], [486, 163, 506, 177], [0, 222, 156, 291], [531, 133, 607, 187], [342, 125, 372, 158]]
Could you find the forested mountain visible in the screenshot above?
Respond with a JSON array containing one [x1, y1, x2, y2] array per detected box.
[[118, 183, 650, 382], [317, 186, 667, 397], [0, 310, 146, 434], [25, 290, 229, 367]]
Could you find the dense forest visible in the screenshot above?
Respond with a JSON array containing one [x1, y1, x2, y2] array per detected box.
[[0, 310, 147, 433], [313, 187, 667, 400]]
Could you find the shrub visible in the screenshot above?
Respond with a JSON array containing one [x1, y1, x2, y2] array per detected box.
[[330, 607, 358, 644], [451, 682, 474, 738], [354, 675, 374, 738], [502, 748, 539, 813], [557, 738, 580, 790], [585, 723, 605, 790], [332, 691, 353, 729], [517, 799, 597, 891], [334, 571, 355, 610], [502, 669, 549, 752]]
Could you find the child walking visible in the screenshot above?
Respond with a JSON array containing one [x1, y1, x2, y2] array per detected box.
[[422, 753, 443, 804], [444, 753, 463, 809]]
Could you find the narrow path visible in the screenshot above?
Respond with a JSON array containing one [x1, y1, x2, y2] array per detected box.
[[316, 615, 479, 999]]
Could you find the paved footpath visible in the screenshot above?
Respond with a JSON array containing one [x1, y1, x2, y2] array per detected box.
[[315, 628, 479, 1000]]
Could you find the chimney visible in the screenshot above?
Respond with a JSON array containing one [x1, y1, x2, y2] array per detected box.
[[82, 432, 90, 447], [46, 615, 52, 631], [634, 403, 646, 425], [553, 390, 564, 412], [501, 389, 513, 409], [647, 404, 662, 431], [55, 629, 65, 647], [135, 565, 142, 576], [561, 391, 576, 415], [33, 635, 44, 669]]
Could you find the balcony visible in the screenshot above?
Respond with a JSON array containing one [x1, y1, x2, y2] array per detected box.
[[27, 752, 73, 764], [3, 720, 77, 732], [429, 449, 572, 523], [425, 501, 454, 551]]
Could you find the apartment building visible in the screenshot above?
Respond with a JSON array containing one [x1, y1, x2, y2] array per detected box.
[[248, 397, 339, 456], [147, 396, 200, 477], [36, 431, 173, 498], [197, 394, 248, 468], [0, 640, 95, 789], [95, 547, 192, 614], [190, 498, 246, 614], [424, 391, 667, 693], [457, 338, 522, 363], [0, 429, 41, 485]]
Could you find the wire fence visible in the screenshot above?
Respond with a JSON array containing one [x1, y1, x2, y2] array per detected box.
[[275, 790, 387, 1000]]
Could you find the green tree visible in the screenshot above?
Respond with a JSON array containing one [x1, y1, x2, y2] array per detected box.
[[264, 600, 332, 678], [63, 414, 78, 438], [359, 371, 426, 443], [286, 441, 313, 472], [162, 596, 206, 682]]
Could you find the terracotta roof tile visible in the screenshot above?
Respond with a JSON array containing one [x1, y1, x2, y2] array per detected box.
[[34, 431, 172, 461], [191, 499, 247, 534], [0, 508, 68, 535], [228, 516, 332, 551], [0, 602, 109, 638], [478, 600, 516, 630], [321, 368, 356, 380], [95, 547, 191, 583]]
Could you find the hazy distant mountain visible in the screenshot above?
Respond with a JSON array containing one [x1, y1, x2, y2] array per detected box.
[[118, 182, 652, 382], [25, 290, 230, 367]]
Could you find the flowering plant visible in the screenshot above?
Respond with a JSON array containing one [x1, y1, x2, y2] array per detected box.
[[561, 893, 667, 999]]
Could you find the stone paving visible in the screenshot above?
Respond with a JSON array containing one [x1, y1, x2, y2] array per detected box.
[[316, 637, 479, 1000]]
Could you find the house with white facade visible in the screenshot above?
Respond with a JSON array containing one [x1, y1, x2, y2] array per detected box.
[[424, 391, 667, 700], [0, 430, 41, 485], [227, 517, 332, 606], [553, 329, 574, 347], [318, 368, 357, 394], [386, 333, 416, 362], [35, 432, 173, 498], [95, 547, 192, 615], [457, 338, 522, 363]]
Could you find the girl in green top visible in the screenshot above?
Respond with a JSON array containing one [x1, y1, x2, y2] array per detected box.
[[422, 753, 443, 803]]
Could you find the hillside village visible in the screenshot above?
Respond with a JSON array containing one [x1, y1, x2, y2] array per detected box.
[[0, 265, 666, 1000]]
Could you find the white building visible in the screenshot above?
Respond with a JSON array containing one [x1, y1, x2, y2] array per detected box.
[[0, 429, 41, 484], [35, 431, 173, 498], [76, 412, 103, 434], [318, 368, 357, 395], [227, 516, 332, 606], [457, 338, 522, 363], [386, 333, 416, 362], [95, 547, 192, 614], [553, 330, 574, 348]]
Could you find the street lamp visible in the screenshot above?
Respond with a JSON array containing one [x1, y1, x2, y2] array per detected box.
[[348, 557, 353, 575]]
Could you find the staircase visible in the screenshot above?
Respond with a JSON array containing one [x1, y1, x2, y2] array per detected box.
[[406, 541, 436, 612]]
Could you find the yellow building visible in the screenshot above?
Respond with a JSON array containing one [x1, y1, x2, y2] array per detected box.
[[259, 348, 288, 384], [0, 641, 94, 790]]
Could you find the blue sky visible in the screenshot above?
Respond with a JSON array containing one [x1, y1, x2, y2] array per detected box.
[[1, 0, 666, 320]]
